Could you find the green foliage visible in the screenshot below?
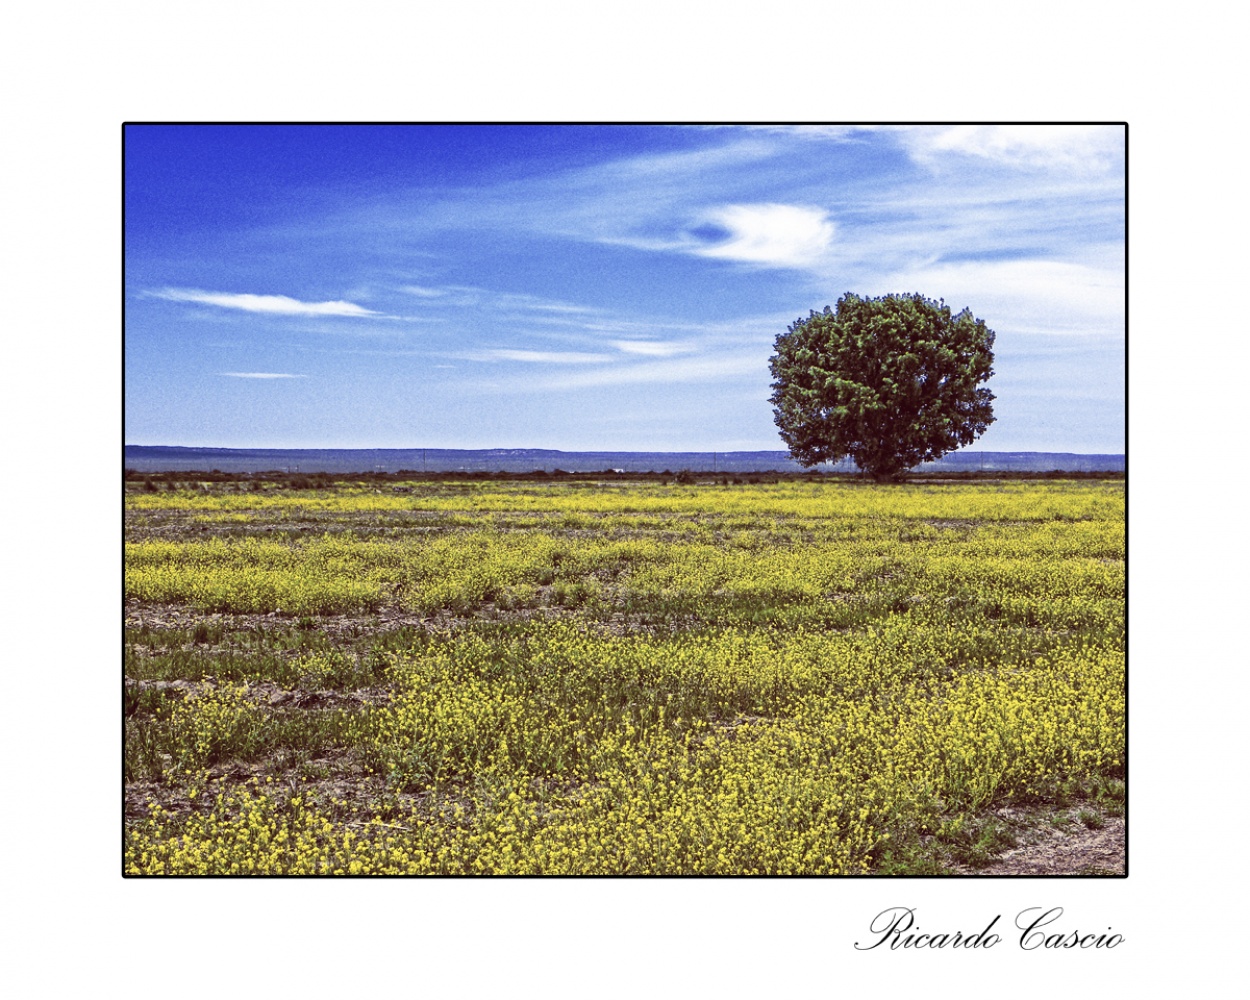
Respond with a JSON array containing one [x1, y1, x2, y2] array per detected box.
[[769, 292, 996, 481]]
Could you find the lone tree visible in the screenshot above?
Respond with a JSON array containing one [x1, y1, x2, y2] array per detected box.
[[769, 292, 996, 482]]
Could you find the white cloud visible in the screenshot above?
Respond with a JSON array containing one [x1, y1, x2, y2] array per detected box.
[[399, 283, 483, 305], [154, 288, 379, 317], [518, 353, 764, 391], [692, 203, 834, 267], [697, 123, 1122, 175], [399, 285, 596, 316], [399, 285, 447, 298], [895, 125, 1122, 172], [219, 372, 306, 379], [880, 259, 1124, 337], [496, 293, 598, 315], [470, 349, 615, 364], [610, 339, 692, 357], [697, 125, 860, 142]]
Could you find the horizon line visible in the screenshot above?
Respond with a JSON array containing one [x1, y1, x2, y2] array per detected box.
[[125, 444, 1126, 456]]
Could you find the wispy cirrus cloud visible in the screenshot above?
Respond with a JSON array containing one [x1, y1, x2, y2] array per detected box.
[[153, 288, 380, 317], [219, 372, 306, 379], [398, 285, 448, 298], [899, 124, 1122, 172], [399, 284, 598, 316], [398, 284, 481, 306], [706, 124, 1123, 174], [468, 349, 615, 364], [509, 352, 765, 391], [609, 339, 694, 357], [499, 294, 597, 315], [880, 258, 1124, 337]]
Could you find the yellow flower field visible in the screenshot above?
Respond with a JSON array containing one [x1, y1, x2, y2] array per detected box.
[[124, 476, 1124, 875]]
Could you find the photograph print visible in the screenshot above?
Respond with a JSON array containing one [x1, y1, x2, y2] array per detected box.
[[124, 123, 1125, 876]]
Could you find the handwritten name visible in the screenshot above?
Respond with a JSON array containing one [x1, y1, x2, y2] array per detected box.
[[855, 906, 1123, 951]]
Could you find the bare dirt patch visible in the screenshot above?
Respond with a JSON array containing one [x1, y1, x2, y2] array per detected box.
[[953, 803, 1124, 875]]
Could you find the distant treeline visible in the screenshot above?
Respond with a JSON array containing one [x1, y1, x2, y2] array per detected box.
[[124, 445, 1126, 476]]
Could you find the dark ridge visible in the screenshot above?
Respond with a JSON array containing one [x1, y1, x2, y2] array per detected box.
[[124, 445, 1126, 475]]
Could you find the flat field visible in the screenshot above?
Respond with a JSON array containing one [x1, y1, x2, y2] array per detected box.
[[124, 475, 1125, 875]]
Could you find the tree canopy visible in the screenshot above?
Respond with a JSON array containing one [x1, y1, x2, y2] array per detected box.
[[769, 292, 996, 481]]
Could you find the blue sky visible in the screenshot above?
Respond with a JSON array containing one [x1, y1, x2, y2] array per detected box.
[[125, 124, 1125, 453]]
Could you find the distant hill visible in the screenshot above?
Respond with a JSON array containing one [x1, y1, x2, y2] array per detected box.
[[124, 445, 1125, 475]]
